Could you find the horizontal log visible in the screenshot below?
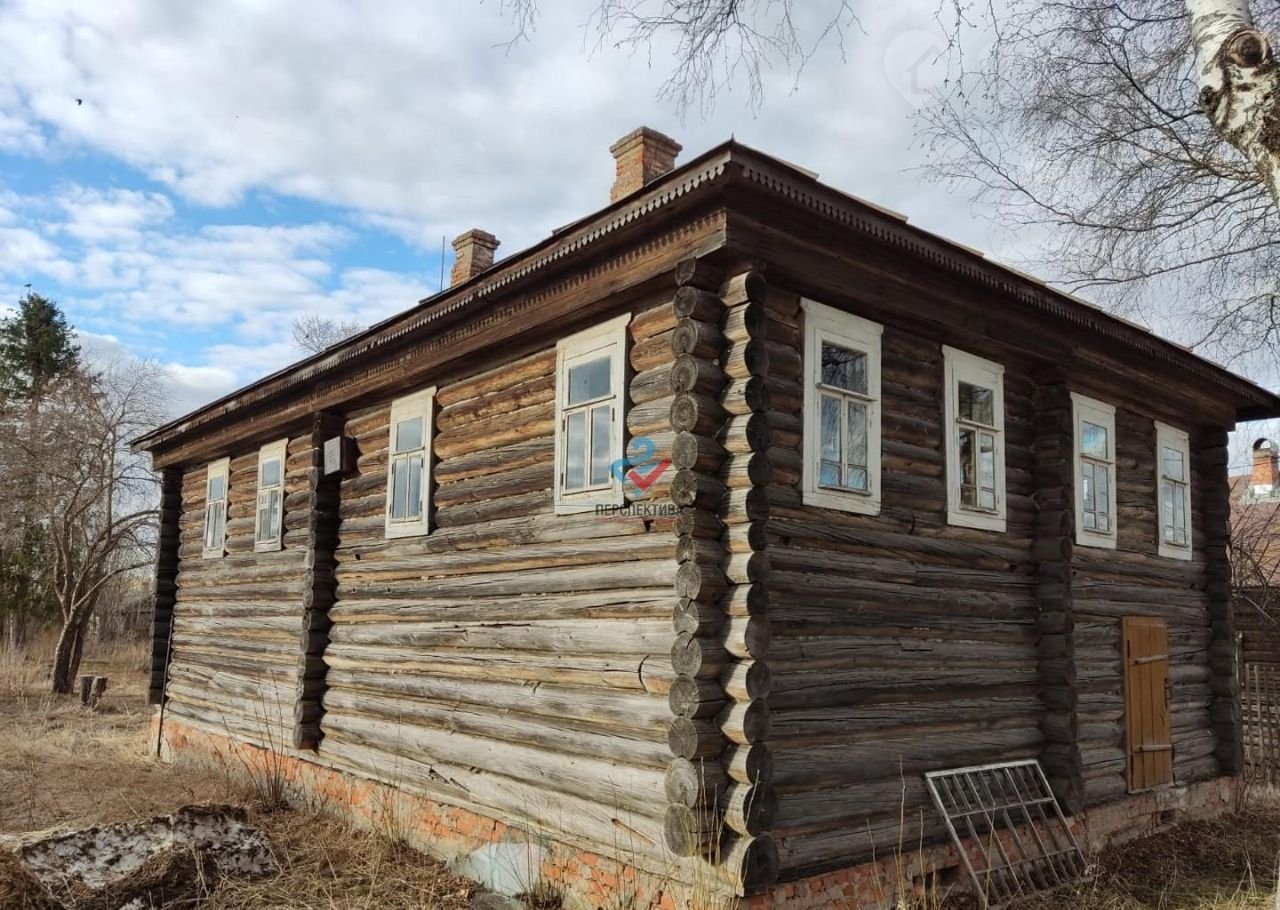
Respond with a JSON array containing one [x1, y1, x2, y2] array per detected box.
[[719, 699, 772, 745], [672, 318, 724, 360], [669, 675, 728, 720], [723, 782, 778, 837], [665, 757, 730, 808], [724, 743, 774, 785], [673, 286, 724, 321], [664, 804, 719, 856], [721, 660, 773, 701], [668, 717, 727, 760]]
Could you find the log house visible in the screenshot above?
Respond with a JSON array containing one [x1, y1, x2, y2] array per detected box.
[[135, 127, 1280, 903]]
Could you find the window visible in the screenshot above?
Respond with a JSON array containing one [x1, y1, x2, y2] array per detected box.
[[385, 388, 435, 538], [554, 314, 629, 513], [202, 458, 230, 559], [254, 438, 288, 551], [1155, 421, 1191, 560], [943, 346, 1006, 531], [1072, 392, 1117, 549], [800, 299, 883, 514]]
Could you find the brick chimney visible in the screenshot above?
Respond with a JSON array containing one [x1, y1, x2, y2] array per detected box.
[[450, 229, 500, 287], [609, 127, 682, 202], [1253, 438, 1279, 493]]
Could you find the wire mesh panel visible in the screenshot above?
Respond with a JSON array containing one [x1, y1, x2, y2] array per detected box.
[[924, 760, 1085, 907]]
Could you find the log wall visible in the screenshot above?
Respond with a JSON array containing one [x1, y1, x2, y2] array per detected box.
[[762, 308, 1045, 879], [166, 437, 313, 748], [315, 294, 681, 866], [1070, 407, 1221, 804]]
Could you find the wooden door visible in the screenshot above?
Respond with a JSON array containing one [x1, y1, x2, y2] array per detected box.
[[1123, 616, 1173, 791]]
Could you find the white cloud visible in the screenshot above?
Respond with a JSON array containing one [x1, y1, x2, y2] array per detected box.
[[0, 1, 1000, 256]]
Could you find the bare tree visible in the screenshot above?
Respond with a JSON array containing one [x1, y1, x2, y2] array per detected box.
[[291, 314, 363, 354], [917, 0, 1280, 369], [500, 2, 1280, 361], [0, 359, 167, 692], [502, 0, 859, 113]]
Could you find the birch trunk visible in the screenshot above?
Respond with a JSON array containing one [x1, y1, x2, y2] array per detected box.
[[1188, 0, 1280, 202]]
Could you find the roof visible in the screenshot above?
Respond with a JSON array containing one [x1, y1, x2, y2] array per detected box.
[[133, 137, 1280, 455], [1232, 474, 1280, 584]]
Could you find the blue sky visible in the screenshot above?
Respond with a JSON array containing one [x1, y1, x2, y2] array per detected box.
[[2, 0, 1272, 468], [2, 1, 1024, 416]]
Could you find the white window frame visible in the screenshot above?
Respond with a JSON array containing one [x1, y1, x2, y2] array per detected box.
[[800, 299, 883, 515], [1155, 421, 1192, 560], [201, 457, 230, 559], [384, 387, 436, 539], [1072, 392, 1118, 550], [943, 346, 1007, 532], [554, 314, 630, 514], [254, 438, 288, 552]]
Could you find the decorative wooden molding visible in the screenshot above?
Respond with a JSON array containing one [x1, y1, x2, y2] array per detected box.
[[145, 213, 729, 467], [292, 411, 344, 750]]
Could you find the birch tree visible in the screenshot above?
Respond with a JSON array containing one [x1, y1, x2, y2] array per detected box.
[[1188, 0, 1280, 206]]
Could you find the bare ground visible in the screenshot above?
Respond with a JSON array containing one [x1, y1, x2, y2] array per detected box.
[[0, 637, 475, 910], [3, 636, 1280, 909]]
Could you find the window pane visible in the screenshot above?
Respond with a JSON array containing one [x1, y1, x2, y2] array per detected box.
[[590, 405, 612, 486], [208, 474, 225, 501], [1162, 481, 1175, 543], [979, 432, 996, 492], [1095, 466, 1110, 530], [204, 509, 217, 549], [1082, 421, 1109, 459], [395, 417, 423, 454], [846, 401, 867, 491], [565, 410, 587, 491], [214, 505, 225, 548], [1163, 446, 1185, 482], [257, 493, 271, 541], [260, 457, 281, 487], [820, 395, 840, 464], [821, 342, 866, 394], [568, 356, 612, 405], [958, 426, 977, 507], [270, 489, 282, 538], [406, 455, 423, 519], [820, 461, 841, 486], [958, 382, 994, 425], [390, 458, 407, 519]]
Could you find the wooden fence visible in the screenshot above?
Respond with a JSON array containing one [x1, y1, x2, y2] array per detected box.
[[1242, 662, 1280, 785]]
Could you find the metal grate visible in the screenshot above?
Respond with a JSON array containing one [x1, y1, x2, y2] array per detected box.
[[924, 759, 1086, 907]]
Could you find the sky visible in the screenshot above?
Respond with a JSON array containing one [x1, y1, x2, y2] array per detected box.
[[2, 0, 1270, 470], [0, 1, 1017, 419]]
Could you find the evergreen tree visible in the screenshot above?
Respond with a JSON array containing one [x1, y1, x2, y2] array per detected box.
[[0, 292, 80, 401]]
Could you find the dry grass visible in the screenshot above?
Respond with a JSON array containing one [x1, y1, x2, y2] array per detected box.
[[0, 634, 476, 910], [6, 635, 1280, 909], [1004, 800, 1280, 910]]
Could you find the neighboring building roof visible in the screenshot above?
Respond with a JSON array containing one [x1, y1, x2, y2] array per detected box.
[[1231, 443, 1280, 586], [132, 135, 1280, 456]]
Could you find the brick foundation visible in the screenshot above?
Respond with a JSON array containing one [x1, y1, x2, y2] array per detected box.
[[155, 714, 1238, 909]]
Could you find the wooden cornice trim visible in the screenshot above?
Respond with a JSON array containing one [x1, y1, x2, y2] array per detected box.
[[725, 150, 1280, 417], [148, 211, 729, 468]]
